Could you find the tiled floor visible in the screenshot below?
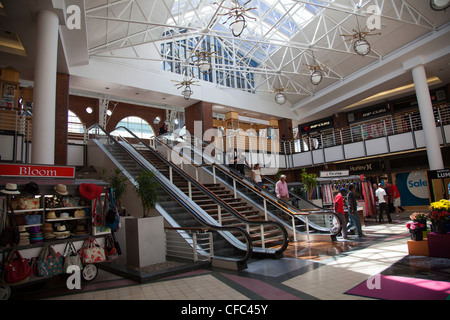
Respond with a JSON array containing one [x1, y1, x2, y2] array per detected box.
[[11, 211, 450, 301]]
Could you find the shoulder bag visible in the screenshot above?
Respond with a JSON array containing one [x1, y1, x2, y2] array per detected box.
[[105, 188, 120, 232], [0, 206, 19, 247], [63, 242, 83, 272], [2, 249, 32, 284], [36, 245, 64, 277], [79, 237, 106, 264]]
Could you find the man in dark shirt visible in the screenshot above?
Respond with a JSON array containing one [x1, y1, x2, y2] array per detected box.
[[347, 184, 364, 238]]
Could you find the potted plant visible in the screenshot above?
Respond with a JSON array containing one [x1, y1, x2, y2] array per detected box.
[[126, 170, 164, 268], [406, 221, 425, 241], [101, 168, 128, 215], [427, 199, 450, 234], [135, 170, 159, 218], [409, 212, 428, 230], [300, 168, 318, 200]]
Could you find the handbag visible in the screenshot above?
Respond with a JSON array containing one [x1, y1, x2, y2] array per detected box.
[[0, 206, 19, 247], [105, 188, 120, 232], [36, 245, 64, 277], [79, 237, 106, 264], [92, 196, 105, 226], [2, 249, 32, 284], [63, 242, 83, 272], [105, 235, 118, 262]]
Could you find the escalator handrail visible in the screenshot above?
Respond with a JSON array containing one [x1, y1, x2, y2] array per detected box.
[[86, 124, 253, 264], [166, 133, 342, 234], [112, 126, 289, 254]]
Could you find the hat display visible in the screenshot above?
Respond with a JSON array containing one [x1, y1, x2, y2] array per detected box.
[[47, 211, 57, 219], [1, 183, 20, 195], [54, 225, 70, 239], [29, 226, 43, 244], [24, 182, 40, 195], [54, 184, 69, 195], [79, 183, 103, 200], [73, 224, 89, 236], [42, 223, 55, 240], [60, 212, 70, 218], [18, 226, 30, 246]]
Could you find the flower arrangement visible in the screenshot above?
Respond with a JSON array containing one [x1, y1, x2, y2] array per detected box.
[[428, 199, 450, 222], [410, 212, 427, 221], [406, 221, 425, 234]]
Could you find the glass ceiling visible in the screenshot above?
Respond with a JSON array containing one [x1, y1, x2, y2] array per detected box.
[[166, 0, 323, 64]]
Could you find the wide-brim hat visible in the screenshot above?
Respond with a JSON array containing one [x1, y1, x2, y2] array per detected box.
[[73, 224, 89, 235], [54, 184, 69, 195], [1, 183, 20, 195], [79, 183, 103, 200], [24, 182, 40, 195]]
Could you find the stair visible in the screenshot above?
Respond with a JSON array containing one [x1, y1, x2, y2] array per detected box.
[[137, 148, 285, 250]]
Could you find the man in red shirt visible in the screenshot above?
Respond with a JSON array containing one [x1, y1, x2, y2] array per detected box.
[[334, 188, 348, 239], [386, 182, 403, 214]]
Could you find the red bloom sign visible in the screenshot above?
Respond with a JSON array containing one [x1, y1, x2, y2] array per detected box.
[[0, 164, 75, 178]]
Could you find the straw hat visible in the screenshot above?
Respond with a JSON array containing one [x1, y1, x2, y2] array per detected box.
[[60, 212, 70, 218], [47, 211, 57, 219], [54, 225, 70, 239], [1, 183, 20, 195], [73, 224, 89, 235], [54, 184, 69, 195]]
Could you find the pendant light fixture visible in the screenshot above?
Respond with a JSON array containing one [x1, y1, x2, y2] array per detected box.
[[216, 0, 256, 37], [172, 76, 199, 101], [341, 16, 380, 57], [430, 0, 450, 11], [303, 51, 326, 85]]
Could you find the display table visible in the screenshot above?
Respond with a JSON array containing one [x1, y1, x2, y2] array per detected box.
[[427, 232, 450, 258]]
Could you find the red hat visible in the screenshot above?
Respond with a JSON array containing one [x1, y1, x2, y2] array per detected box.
[[79, 183, 103, 200]]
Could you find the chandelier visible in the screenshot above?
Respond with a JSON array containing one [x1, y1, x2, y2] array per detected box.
[[172, 77, 199, 100], [215, 0, 256, 37], [341, 17, 380, 56]]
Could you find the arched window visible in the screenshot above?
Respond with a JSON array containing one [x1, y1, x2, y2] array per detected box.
[[113, 116, 155, 139], [68, 110, 84, 134]]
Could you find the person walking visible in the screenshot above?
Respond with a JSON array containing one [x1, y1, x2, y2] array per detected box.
[[276, 175, 289, 203], [348, 184, 364, 238], [334, 188, 348, 240], [375, 183, 392, 223], [386, 182, 404, 214], [252, 163, 264, 189]]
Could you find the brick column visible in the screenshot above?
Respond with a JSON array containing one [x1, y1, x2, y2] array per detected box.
[[54, 73, 69, 165]]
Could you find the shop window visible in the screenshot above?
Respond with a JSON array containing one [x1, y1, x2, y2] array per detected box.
[[113, 116, 155, 139], [68, 110, 84, 134]]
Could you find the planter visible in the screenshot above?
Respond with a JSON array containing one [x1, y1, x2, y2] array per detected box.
[[410, 232, 423, 241], [431, 221, 448, 234], [125, 216, 166, 268]]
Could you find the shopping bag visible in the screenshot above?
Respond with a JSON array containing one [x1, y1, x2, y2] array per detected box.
[[36, 245, 63, 277], [2, 249, 32, 284]]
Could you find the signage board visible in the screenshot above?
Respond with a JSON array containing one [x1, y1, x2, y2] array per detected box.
[[0, 164, 75, 178]]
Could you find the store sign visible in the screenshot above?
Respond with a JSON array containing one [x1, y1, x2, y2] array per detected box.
[[299, 117, 334, 134], [396, 171, 429, 206], [0, 164, 75, 178], [349, 161, 382, 172], [320, 170, 349, 178], [428, 168, 450, 179], [347, 102, 392, 123]]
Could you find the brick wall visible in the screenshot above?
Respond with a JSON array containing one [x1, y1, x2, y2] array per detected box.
[[54, 73, 69, 165]]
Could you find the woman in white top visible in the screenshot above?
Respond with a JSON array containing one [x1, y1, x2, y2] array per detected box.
[[252, 164, 264, 189]]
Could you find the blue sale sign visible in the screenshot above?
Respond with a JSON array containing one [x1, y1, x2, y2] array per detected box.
[[395, 171, 430, 206]]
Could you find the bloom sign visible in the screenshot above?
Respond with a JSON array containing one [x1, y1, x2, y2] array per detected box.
[[0, 164, 75, 178]]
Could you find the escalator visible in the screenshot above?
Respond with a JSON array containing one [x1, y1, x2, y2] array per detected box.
[[86, 124, 252, 270], [112, 127, 288, 258], [157, 133, 342, 241]]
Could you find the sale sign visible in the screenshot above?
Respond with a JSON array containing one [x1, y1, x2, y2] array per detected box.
[[0, 164, 75, 178]]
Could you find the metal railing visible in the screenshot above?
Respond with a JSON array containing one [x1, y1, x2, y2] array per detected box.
[[113, 126, 289, 255], [165, 227, 213, 262], [282, 104, 450, 154]]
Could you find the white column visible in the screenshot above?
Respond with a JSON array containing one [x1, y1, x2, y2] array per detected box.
[[31, 10, 59, 165], [411, 65, 444, 170]]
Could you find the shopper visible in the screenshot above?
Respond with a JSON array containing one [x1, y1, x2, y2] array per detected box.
[[386, 182, 404, 214], [375, 183, 392, 223], [235, 149, 249, 176], [276, 175, 289, 203], [159, 123, 168, 135], [334, 188, 348, 239], [252, 163, 264, 189], [348, 184, 364, 238]]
